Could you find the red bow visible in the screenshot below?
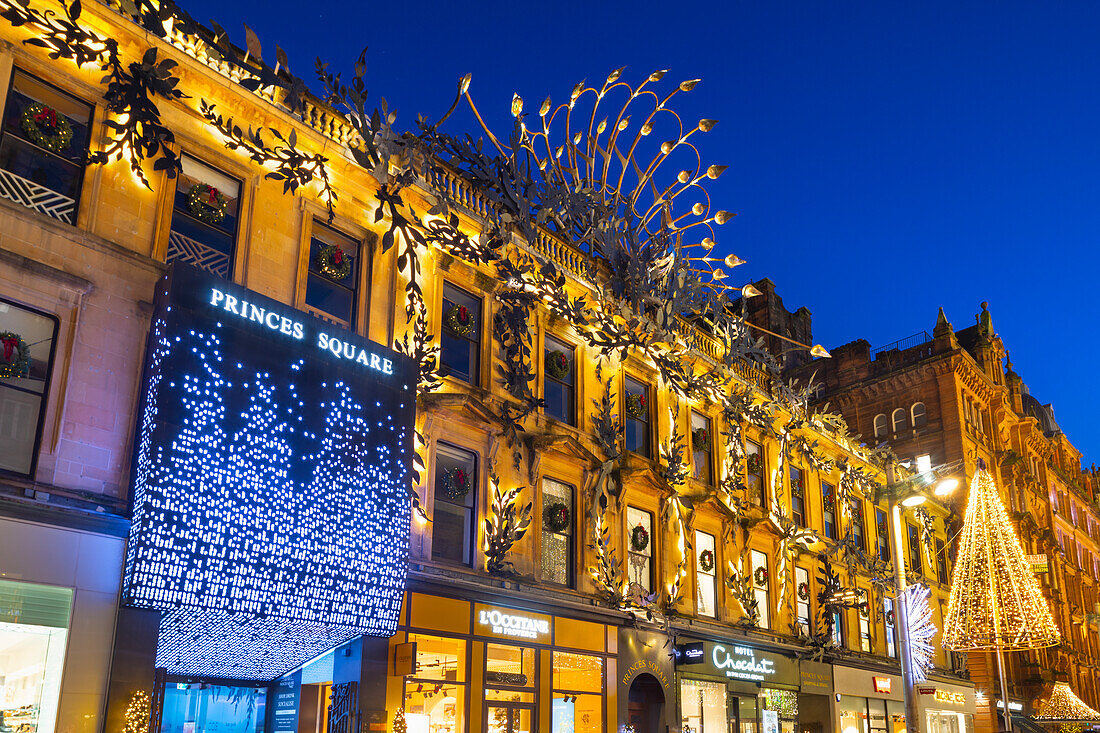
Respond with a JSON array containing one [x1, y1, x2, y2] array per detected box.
[[34, 106, 57, 127], [458, 306, 467, 319], [333, 248, 343, 264], [207, 186, 220, 205], [1, 335, 18, 362], [455, 469, 466, 484]]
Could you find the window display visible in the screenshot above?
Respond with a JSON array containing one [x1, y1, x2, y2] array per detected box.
[[485, 644, 535, 733], [160, 684, 266, 733], [0, 580, 72, 733], [404, 635, 466, 733], [680, 679, 725, 733], [551, 652, 602, 733]]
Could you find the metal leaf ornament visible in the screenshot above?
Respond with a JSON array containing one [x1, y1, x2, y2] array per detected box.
[[771, 509, 819, 614]]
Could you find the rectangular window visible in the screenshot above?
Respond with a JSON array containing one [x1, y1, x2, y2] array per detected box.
[[304, 222, 361, 327], [695, 530, 717, 618], [851, 499, 865, 552], [0, 69, 92, 224], [167, 155, 241, 279], [795, 566, 811, 636], [541, 478, 574, 587], [0, 298, 58, 478], [751, 549, 770, 629], [876, 508, 890, 563], [936, 538, 949, 584], [690, 411, 712, 485], [626, 507, 654, 592], [439, 282, 481, 385], [831, 609, 844, 648], [0, 580, 72, 733], [680, 679, 726, 733], [907, 522, 923, 576], [884, 597, 896, 658], [623, 375, 651, 457], [858, 589, 872, 653], [552, 652, 602, 733], [432, 443, 477, 566], [790, 466, 805, 527], [543, 335, 575, 425], [405, 634, 466, 733], [822, 482, 837, 539], [746, 440, 765, 508]]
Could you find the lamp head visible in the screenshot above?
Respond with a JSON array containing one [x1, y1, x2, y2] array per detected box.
[[901, 494, 927, 508], [810, 344, 832, 358], [934, 478, 959, 497]]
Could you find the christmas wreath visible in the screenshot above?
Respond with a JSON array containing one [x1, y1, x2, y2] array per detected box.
[[317, 243, 353, 281], [790, 474, 804, 497], [187, 183, 229, 225], [698, 549, 715, 573], [859, 601, 869, 618], [544, 501, 570, 532], [545, 350, 570, 380], [630, 524, 650, 552], [21, 103, 72, 153], [746, 453, 762, 475], [441, 467, 472, 501], [444, 304, 475, 337], [885, 609, 896, 625], [625, 392, 647, 419], [691, 427, 711, 452], [0, 332, 30, 379], [753, 566, 769, 587], [797, 581, 810, 601]]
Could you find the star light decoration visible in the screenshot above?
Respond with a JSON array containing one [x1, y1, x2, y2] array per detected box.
[[942, 468, 1060, 651], [900, 584, 937, 682], [1035, 683, 1100, 721]]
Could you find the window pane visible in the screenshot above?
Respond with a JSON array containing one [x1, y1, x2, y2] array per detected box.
[[690, 411, 712, 484], [410, 634, 466, 682], [542, 478, 573, 586], [795, 566, 811, 636], [306, 223, 360, 325], [751, 549, 769, 629], [552, 652, 602, 693], [0, 298, 57, 476], [553, 693, 601, 733], [486, 644, 535, 687], [746, 441, 764, 507], [168, 155, 241, 279], [822, 482, 836, 539], [544, 336, 575, 425], [626, 507, 653, 591], [695, 531, 716, 617], [680, 679, 726, 733], [405, 684, 464, 733], [790, 466, 805, 526], [440, 283, 480, 384], [623, 376, 650, 456], [433, 443, 476, 565]]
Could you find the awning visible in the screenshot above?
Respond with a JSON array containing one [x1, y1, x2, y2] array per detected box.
[[1035, 682, 1100, 721]]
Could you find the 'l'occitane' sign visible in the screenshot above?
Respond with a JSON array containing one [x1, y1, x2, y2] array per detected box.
[[474, 604, 552, 642]]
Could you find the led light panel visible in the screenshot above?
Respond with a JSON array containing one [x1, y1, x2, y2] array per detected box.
[[124, 264, 414, 679]]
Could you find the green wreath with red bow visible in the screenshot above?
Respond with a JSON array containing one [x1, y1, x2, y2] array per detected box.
[[317, 243, 353, 281], [797, 581, 810, 601], [691, 427, 711, 452], [746, 452, 763, 475], [441, 467, 472, 501], [753, 566, 769, 587], [21, 103, 72, 153], [698, 549, 715, 573], [444, 304, 475, 337], [0, 332, 30, 379], [625, 392, 647, 419], [187, 183, 229, 225], [544, 501, 570, 532], [545, 350, 570, 380], [630, 524, 650, 552]]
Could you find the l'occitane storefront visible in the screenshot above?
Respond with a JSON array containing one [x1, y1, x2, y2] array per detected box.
[[386, 592, 617, 733]]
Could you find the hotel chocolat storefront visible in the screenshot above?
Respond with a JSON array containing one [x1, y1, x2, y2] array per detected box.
[[653, 637, 832, 733]]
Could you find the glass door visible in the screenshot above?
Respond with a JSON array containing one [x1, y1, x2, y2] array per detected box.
[[486, 703, 533, 733]]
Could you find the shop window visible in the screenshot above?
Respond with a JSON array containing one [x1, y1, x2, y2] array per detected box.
[[694, 530, 717, 618], [690, 411, 713, 484], [404, 634, 466, 733], [541, 478, 574, 587], [0, 580, 72, 733], [875, 509, 890, 563], [891, 408, 907, 433], [746, 440, 765, 508], [485, 643, 535, 733], [851, 499, 865, 552], [935, 538, 949, 584], [822, 482, 837, 539], [911, 402, 927, 428], [680, 679, 725, 733], [626, 506, 654, 592], [884, 596, 896, 658], [762, 690, 798, 731], [161, 683, 266, 733], [304, 221, 362, 327], [167, 155, 241, 279], [0, 298, 58, 478], [831, 609, 844, 648], [858, 588, 872, 653], [795, 566, 811, 636], [0, 69, 92, 224], [751, 549, 770, 629], [432, 443, 477, 566], [790, 466, 805, 526], [838, 696, 867, 733], [439, 282, 481, 385], [552, 652, 602, 733], [543, 335, 575, 425], [907, 522, 922, 576], [623, 375, 651, 457]]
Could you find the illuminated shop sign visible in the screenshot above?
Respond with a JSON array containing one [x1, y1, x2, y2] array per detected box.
[[475, 604, 551, 641], [675, 642, 705, 664], [712, 644, 777, 681], [123, 263, 415, 680], [934, 690, 966, 705], [873, 677, 892, 694]]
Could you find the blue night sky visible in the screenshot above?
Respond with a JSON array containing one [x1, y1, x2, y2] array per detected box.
[[185, 0, 1100, 461]]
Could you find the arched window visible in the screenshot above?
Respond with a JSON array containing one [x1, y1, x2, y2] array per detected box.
[[892, 408, 908, 433], [911, 402, 927, 428], [873, 414, 888, 438]]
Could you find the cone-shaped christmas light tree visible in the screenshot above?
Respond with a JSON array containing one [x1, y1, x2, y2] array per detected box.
[[1036, 683, 1100, 721], [942, 467, 1060, 650]]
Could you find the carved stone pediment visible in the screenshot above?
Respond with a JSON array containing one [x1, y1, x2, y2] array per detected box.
[[420, 391, 500, 426], [523, 432, 600, 483]]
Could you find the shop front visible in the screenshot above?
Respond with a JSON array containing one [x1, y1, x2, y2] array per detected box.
[[671, 639, 802, 733], [914, 681, 975, 733], [831, 665, 905, 733]]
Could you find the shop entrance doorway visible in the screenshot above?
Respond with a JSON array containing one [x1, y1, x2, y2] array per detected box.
[[486, 702, 533, 733], [627, 674, 665, 733]]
